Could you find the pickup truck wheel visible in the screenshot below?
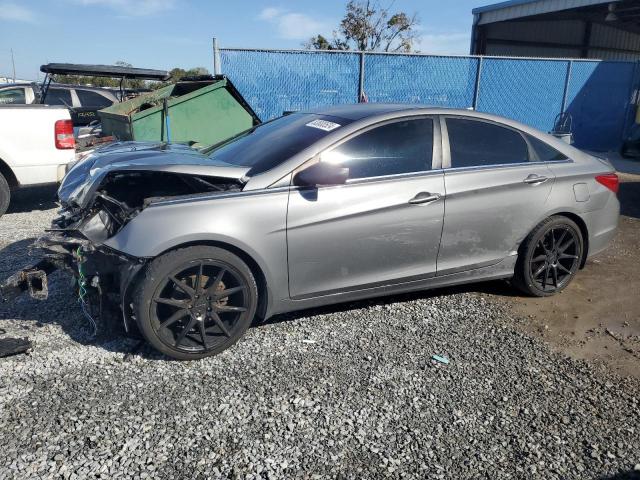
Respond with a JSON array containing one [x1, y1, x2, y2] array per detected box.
[[133, 246, 258, 360], [0, 172, 10, 217]]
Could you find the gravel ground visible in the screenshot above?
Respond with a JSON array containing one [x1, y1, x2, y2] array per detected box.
[[1, 196, 639, 480]]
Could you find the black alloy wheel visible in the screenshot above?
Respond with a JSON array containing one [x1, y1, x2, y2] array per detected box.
[[528, 226, 580, 292], [133, 246, 258, 360], [514, 216, 584, 297]]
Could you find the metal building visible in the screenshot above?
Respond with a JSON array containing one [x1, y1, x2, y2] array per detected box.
[[471, 0, 640, 60]]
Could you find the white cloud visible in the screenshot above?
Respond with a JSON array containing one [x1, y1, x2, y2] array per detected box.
[[418, 31, 471, 55], [258, 7, 331, 41], [0, 2, 35, 22], [74, 0, 175, 16], [259, 7, 282, 21]]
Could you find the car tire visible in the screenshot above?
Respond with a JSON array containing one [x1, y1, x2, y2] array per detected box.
[[0, 172, 10, 218], [132, 246, 258, 360], [513, 216, 584, 297]]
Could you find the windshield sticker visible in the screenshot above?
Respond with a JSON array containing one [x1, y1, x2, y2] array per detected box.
[[305, 119, 341, 131]]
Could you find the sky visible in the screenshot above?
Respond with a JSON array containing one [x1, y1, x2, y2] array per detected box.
[[0, 0, 488, 81]]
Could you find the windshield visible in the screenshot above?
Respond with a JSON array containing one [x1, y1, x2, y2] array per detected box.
[[207, 113, 352, 175]]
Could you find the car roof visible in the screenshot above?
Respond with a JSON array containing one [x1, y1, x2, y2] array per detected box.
[[302, 103, 503, 122], [303, 103, 428, 120]]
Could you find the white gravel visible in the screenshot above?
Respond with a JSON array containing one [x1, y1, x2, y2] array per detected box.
[[1, 190, 639, 479]]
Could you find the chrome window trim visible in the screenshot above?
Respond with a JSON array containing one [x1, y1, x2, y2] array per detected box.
[[344, 168, 445, 185], [444, 158, 574, 174]]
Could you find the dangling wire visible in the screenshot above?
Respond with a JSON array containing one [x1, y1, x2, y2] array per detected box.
[[76, 247, 97, 337]]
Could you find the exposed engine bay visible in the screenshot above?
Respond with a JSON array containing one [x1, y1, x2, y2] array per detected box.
[[0, 141, 248, 335]]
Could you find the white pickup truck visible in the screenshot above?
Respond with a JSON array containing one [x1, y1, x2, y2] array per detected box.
[[0, 105, 76, 217]]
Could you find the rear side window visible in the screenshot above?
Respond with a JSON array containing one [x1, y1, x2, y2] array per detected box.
[[0, 88, 26, 104], [46, 88, 72, 106], [527, 134, 568, 161], [446, 118, 529, 168], [323, 118, 433, 180], [76, 89, 114, 108]]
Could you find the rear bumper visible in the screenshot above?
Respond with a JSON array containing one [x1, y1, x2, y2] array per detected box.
[[583, 193, 620, 259]]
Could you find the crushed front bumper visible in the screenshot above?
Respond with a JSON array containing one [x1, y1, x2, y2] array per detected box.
[[1, 230, 145, 333]]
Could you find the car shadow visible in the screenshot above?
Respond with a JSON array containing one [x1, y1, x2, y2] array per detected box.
[[6, 185, 58, 214], [263, 279, 516, 327], [1, 235, 516, 360], [599, 471, 640, 480]]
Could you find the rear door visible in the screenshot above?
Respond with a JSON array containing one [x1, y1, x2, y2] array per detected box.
[[437, 116, 555, 275], [287, 117, 445, 298]]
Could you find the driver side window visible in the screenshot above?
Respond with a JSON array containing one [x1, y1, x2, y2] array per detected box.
[[322, 118, 433, 180]]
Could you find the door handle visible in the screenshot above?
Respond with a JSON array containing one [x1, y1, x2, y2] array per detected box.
[[408, 192, 441, 205], [523, 174, 549, 185]]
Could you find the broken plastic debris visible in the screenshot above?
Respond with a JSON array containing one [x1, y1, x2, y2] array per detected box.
[[0, 337, 32, 358], [431, 354, 450, 365]]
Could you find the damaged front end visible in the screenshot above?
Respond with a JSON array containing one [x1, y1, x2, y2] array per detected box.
[[1, 141, 249, 334]]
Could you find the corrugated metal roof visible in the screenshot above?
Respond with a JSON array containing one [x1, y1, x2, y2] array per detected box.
[[473, 0, 619, 24]]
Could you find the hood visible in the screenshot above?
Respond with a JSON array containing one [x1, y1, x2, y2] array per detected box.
[[59, 141, 250, 208]]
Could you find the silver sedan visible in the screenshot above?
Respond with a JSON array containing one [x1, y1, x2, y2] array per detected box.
[[38, 104, 622, 359]]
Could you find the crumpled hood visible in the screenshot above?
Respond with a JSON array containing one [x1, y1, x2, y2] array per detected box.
[[58, 141, 250, 208]]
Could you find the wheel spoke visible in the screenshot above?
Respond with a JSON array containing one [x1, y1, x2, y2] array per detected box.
[[160, 308, 189, 328], [531, 254, 547, 263], [559, 253, 578, 260], [198, 321, 209, 349], [558, 238, 575, 253], [557, 263, 572, 275], [170, 275, 195, 298], [206, 268, 226, 295], [542, 265, 550, 288], [175, 316, 197, 347], [539, 239, 551, 255], [216, 305, 247, 313], [556, 229, 568, 247], [210, 312, 231, 337], [194, 263, 204, 295], [551, 266, 558, 288], [533, 263, 547, 278], [154, 297, 189, 308], [550, 229, 556, 250], [215, 285, 246, 299]]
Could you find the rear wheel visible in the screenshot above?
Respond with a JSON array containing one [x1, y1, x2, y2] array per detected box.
[[133, 246, 258, 360], [0, 172, 10, 217], [513, 216, 583, 297]]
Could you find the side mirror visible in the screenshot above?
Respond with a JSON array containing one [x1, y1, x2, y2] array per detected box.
[[293, 162, 349, 187]]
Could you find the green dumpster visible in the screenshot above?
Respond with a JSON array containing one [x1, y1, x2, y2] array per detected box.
[[98, 76, 260, 146]]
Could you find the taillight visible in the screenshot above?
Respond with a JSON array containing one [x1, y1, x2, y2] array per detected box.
[[595, 173, 619, 194], [54, 120, 75, 150]]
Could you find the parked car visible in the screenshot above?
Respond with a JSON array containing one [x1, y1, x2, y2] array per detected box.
[[3, 104, 620, 360], [0, 82, 118, 127], [0, 104, 76, 216], [0, 82, 117, 108]]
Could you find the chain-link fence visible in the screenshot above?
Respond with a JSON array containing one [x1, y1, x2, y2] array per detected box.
[[220, 48, 639, 151]]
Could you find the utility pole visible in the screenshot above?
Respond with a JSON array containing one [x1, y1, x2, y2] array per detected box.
[[11, 48, 16, 81], [212, 38, 221, 76]]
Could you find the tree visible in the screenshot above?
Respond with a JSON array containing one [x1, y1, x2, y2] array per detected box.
[[306, 1, 419, 52]]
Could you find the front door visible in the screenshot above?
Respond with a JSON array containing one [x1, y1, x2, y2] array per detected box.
[[286, 117, 445, 299]]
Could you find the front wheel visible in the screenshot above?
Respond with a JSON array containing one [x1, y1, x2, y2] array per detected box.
[[513, 216, 583, 297], [0, 172, 10, 217], [133, 246, 258, 360]]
